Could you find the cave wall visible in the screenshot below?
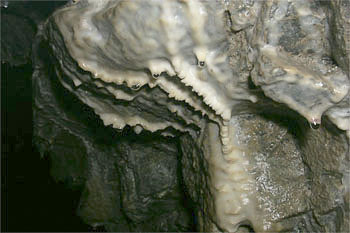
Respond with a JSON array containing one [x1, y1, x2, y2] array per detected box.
[[2, 0, 350, 232]]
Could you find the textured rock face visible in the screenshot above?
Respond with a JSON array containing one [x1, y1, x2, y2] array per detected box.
[[32, 55, 193, 231], [30, 0, 350, 232], [52, 0, 257, 122], [47, 0, 350, 135], [325, 0, 350, 75], [115, 140, 192, 232], [1, 1, 66, 65], [297, 120, 349, 233], [249, 0, 349, 129], [231, 114, 310, 231]]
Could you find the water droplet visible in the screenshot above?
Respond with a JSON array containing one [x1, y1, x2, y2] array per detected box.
[[198, 61, 205, 67], [134, 125, 143, 134], [131, 83, 140, 90], [2, 1, 8, 8], [310, 121, 320, 130], [115, 128, 123, 133]]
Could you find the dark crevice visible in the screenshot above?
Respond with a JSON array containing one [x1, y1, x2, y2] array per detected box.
[[88, 225, 107, 232], [247, 75, 258, 90], [1, 62, 90, 232], [238, 224, 256, 233], [177, 138, 198, 232]]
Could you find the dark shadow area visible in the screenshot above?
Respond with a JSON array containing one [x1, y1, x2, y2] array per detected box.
[[238, 224, 256, 233], [257, 106, 304, 139], [236, 220, 256, 233], [1, 63, 90, 232], [176, 138, 198, 232]]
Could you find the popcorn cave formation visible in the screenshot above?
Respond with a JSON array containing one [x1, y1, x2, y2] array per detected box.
[[30, 0, 349, 232]]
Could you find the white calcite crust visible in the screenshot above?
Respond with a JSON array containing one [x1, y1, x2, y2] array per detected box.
[[45, 0, 350, 232], [50, 1, 262, 231], [247, 0, 349, 128], [203, 122, 267, 232], [325, 94, 350, 137], [53, 0, 257, 122]]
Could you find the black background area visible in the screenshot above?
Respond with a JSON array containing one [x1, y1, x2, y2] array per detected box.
[[1, 63, 90, 232]]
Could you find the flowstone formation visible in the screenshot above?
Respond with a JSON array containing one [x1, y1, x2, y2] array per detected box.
[[32, 0, 349, 232]]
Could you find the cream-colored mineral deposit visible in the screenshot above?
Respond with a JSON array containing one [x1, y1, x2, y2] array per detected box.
[[33, 0, 350, 232]]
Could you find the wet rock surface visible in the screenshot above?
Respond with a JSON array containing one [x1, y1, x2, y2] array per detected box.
[[1, 1, 66, 65], [180, 133, 216, 231], [115, 139, 193, 232], [32, 45, 194, 231], [323, 0, 350, 75], [2, 0, 350, 232], [297, 120, 349, 233], [231, 112, 349, 232], [232, 113, 310, 231]]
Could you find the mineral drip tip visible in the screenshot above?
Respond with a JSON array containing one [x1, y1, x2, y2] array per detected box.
[[310, 118, 321, 130], [198, 61, 205, 68], [131, 83, 141, 91]]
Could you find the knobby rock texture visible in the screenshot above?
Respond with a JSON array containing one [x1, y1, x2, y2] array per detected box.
[[2, 0, 349, 232]]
